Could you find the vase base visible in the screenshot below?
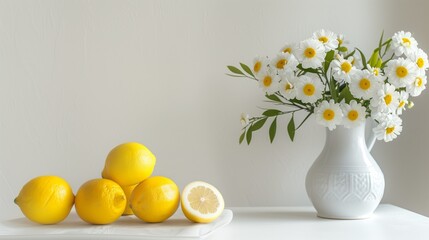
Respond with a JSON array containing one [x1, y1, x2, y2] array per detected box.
[[317, 213, 373, 220]]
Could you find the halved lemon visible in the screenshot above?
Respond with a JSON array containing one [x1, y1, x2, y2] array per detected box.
[[181, 181, 224, 223]]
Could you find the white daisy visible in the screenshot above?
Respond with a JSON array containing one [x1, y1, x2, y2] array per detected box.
[[341, 100, 367, 128], [371, 83, 400, 113], [280, 42, 296, 55], [406, 74, 427, 97], [337, 34, 348, 46], [385, 58, 418, 88], [351, 51, 364, 69], [396, 91, 409, 115], [370, 106, 390, 123], [296, 39, 326, 69], [391, 31, 418, 57], [367, 65, 386, 82], [295, 75, 323, 103], [315, 99, 343, 130], [270, 52, 299, 72], [349, 69, 380, 100], [373, 114, 403, 142], [257, 69, 280, 94], [240, 113, 250, 127], [331, 55, 358, 83], [252, 56, 269, 75], [279, 71, 298, 99], [312, 29, 339, 51], [409, 48, 429, 75]]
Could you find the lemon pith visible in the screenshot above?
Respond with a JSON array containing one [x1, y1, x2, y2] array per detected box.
[[181, 181, 224, 223]]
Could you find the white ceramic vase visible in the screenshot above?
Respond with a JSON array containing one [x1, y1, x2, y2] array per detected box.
[[305, 121, 385, 219]]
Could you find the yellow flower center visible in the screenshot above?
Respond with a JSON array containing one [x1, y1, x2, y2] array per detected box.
[[323, 109, 335, 121], [254, 61, 262, 73], [285, 82, 293, 91], [348, 110, 359, 121], [384, 94, 392, 105], [399, 101, 405, 108], [359, 78, 371, 90], [304, 47, 316, 58], [263, 76, 272, 87], [341, 61, 352, 73], [396, 66, 408, 78], [386, 127, 395, 134], [373, 68, 380, 76], [283, 47, 292, 54], [318, 36, 328, 43], [416, 77, 423, 87], [276, 59, 288, 69], [303, 84, 315, 96], [402, 37, 411, 46], [417, 58, 425, 68]]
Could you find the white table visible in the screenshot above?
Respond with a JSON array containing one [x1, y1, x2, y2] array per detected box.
[[2, 205, 428, 239], [208, 204, 429, 240]]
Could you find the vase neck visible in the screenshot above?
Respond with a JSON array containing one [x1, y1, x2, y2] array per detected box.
[[325, 123, 367, 150]]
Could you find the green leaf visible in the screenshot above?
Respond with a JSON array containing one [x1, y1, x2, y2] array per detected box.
[[262, 109, 282, 117], [381, 53, 395, 69], [240, 63, 255, 77], [227, 66, 244, 75], [246, 128, 253, 145], [344, 49, 356, 59], [338, 86, 354, 103], [250, 118, 267, 131], [226, 73, 246, 78], [239, 131, 245, 144], [265, 94, 282, 102], [269, 117, 277, 143], [338, 46, 348, 52], [324, 50, 335, 72], [297, 64, 320, 74], [355, 48, 368, 69], [287, 116, 295, 141], [378, 30, 384, 53]]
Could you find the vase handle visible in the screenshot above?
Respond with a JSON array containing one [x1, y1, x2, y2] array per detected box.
[[366, 118, 377, 152]]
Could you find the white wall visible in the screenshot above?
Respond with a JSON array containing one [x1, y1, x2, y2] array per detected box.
[[1, 0, 429, 220]]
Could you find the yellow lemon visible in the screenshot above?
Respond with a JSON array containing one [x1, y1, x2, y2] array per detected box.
[[181, 181, 224, 223], [102, 142, 156, 186], [121, 183, 137, 216], [130, 176, 179, 223], [14, 176, 74, 224], [75, 178, 126, 224]]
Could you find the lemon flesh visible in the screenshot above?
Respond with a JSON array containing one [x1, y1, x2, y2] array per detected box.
[[130, 176, 179, 223], [102, 142, 156, 186], [14, 176, 75, 224], [181, 181, 224, 223], [75, 178, 126, 224]]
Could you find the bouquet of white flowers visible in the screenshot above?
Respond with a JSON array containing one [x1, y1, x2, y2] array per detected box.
[[228, 30, 428, 144]]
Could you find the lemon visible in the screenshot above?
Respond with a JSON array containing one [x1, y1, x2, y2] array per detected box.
[[102, 142, 156, 186], [14, 176, 74, 224], [75, 178, 126, 224], [121, 183, 137, 216], [181, 181, 224, 223], [130, 176, 179, 223]]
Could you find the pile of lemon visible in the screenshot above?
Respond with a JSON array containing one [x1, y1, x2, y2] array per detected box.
[[14, 142, 224, 225]]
